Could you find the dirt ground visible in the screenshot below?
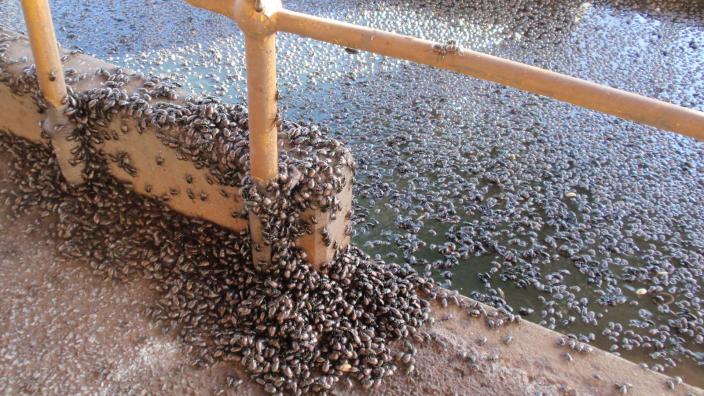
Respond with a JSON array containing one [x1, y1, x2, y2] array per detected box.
[[0, 153, 702, 395]]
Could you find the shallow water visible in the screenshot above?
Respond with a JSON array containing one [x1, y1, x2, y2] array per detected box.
[[1, 0, 703, 384]]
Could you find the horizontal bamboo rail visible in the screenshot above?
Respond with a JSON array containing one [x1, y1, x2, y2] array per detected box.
[[275, 9, 704, 141]]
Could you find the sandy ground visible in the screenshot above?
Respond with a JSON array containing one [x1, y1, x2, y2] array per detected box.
[[0, 156, 702, 396]]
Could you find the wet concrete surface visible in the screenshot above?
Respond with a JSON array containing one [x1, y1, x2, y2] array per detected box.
[[1, 0, 703, 386]]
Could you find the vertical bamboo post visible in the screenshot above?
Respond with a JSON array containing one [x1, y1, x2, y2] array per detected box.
[[183, 0, 282, 268], [19, 0, 66, 108], [246, 33, 279, 185], [229, 0, 282, 269], [246, 31, 279, 269], [20, 0, 84, 184]]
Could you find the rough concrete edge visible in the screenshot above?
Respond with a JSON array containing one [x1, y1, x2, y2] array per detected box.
[[420, 292, 704, 396]]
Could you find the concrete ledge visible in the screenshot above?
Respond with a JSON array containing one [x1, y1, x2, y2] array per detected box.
[[0, 30, 351, 269]]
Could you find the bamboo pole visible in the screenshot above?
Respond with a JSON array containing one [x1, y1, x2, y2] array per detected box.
[[185, 0, 281, 185], [19, 0, 66, 108], [245, 31, 279, 269], [245, 32, 279, 185], [20, 0, 84, 184], [276, 9, 704, 140], [184, 0, 283, 267], [184, 0, 704, 270]]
